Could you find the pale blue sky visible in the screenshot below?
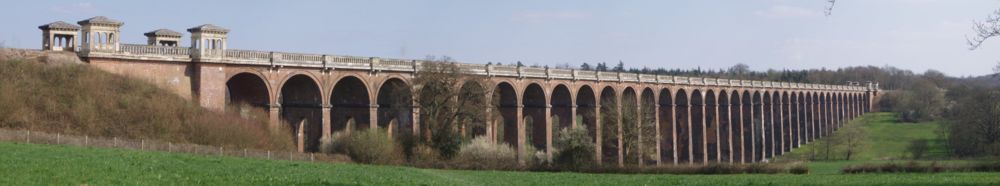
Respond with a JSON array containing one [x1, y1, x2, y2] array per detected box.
[[3, 0, 1000, 76]]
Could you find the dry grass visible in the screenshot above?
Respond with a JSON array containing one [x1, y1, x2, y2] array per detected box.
[[0, 50, 292, 151]]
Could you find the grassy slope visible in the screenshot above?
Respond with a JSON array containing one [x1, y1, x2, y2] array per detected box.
[[780, 112, 952, 174], [0, 51, 291, 150]]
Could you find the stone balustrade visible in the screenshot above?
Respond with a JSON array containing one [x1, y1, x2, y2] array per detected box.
[[84, 43, 875, 91]]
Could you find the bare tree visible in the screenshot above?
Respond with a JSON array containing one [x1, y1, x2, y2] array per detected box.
[[968, 9, 1000, 50], [413, 56, 490, 158], [839, 123, 867, 160]]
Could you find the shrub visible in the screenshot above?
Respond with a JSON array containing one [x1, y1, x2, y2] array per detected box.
[[553, 127, 595, 170], [907, 139, 930, 159], [431, 127, 462, 159], [452, 137, 518, 170], [320, 129, 402, 165], [789, 163, 810, 174]]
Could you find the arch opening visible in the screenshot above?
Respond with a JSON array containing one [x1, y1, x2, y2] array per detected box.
[[600, 86, 620, 164], [658, 89, 675, 164], [225, 73, 270, 116], [675, 89, 691, 163], [377, 78, 413, 138], [331, 76, 371, 132], [280, 75, 323, 152], [691, 90, 705, 163], [523, 83, 548, 151], [639, 88, 657, 165], [492, 82, 518, 147]]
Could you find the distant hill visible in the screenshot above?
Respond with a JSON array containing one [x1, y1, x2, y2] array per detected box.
[[959, 73, 1000, 88]]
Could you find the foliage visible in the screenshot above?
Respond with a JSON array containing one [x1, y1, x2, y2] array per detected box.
[[553, 127, 595, 170], [944, 86, 1000, 157], [894, 78, 946, 122], [837, 122, 868, 160], [452, 137, 518, 170], [319, 130, 402, 164], [413, 56, 488, 159], [907, 139, 930, 159]]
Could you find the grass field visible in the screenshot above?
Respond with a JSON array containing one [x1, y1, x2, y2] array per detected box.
[[3, 113, 1000, 185], [779, 112, 953, 174]]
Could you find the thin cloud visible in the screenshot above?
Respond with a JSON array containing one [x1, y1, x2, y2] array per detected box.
[[754, 5, 823, 18], [510, 10, 591, 23], [50, 2, 99, 14]]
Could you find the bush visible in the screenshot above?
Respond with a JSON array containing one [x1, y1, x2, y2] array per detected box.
[[842, 161, 1000, 174], [553, 127, 595, 170], [789, 163, 810, 174], [320, 129, 402, 164], [907, 139, 929, 159], [431, 128, 462, 159], [451, 137, 518, 170]]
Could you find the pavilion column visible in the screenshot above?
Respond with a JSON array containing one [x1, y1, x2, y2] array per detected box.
[[759, 100, 766, 162], [736, 101, 745, 164], [853, 96, 859, 119], [748, 100, 756, 163], [516, 104, 525, 160], [669, 103, 679, 165], [636, 104, 644, 167], [322, 105, 332, 138], [830, 96, 836, 133], [810, 97, 817, 142], [595, 103, 603, 164], [700, 100, 709, 165], [792, 97, 800, 148], [617, 97, 625, 167], [778, 97, 786, 154], [758, 100, 774, 161], [687, 99, 694, 164], [713, 100, 721, 163], [413, 105, 421, 136], [545, 104, 553, 163], [269, 105, 281, 130], [570, 105, 578, 129], [370, 104, 378, 130], [813, 97, 820, 140], [722, 102, 733, 163], [485, 106, 493, 143], [654, 104, 662, 165]]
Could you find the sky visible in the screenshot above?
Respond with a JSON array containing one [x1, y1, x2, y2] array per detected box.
[[3, 0, 1000, 76]]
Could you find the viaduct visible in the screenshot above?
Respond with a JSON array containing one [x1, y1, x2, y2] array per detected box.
[[37, 16, 879, 166]]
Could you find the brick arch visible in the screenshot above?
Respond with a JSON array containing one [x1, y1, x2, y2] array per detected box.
[[277, 73, 324, 152], [225, 71, 272, 109], [522, 83, 548, 151], [620, 86, 640, 165], [275, 71, 324, 105], [375, 77, 414, 136], [716, 89, 733, 163], [224, 69, 274, 103], [330, 74, 374, 105], [657, 87, 675, 164], [493, 81, 519, 147], [551, 84, 574, 131], [329, 75, 372, 132], [598, 84, 621, 165]]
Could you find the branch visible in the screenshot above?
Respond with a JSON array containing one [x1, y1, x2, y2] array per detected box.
[[968, 9, 1000, 50], [825, 0, 836, 16]]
